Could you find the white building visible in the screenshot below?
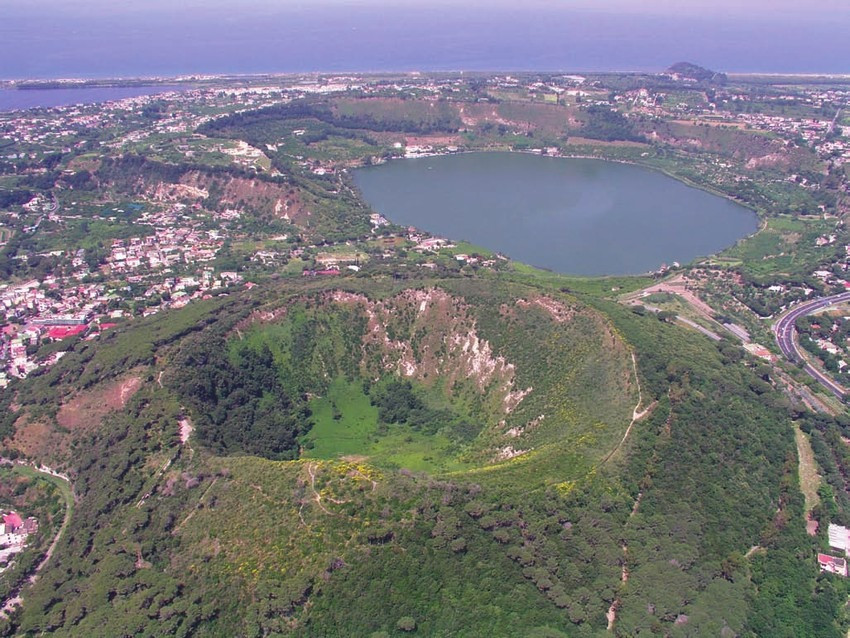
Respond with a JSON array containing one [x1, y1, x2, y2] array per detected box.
[[819, 553, 848, 577], [828, 523, 850, 553]]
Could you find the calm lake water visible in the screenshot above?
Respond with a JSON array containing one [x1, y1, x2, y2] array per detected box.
[[354, 152, 758, 276], [0, 85, 184, 112]]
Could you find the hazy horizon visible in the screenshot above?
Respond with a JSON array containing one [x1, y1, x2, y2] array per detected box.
[[3, 1, 849, 79]]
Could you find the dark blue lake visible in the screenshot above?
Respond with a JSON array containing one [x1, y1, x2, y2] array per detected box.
[[354, 152, 758, 276]]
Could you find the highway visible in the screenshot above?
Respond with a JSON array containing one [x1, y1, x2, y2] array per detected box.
[[773, 291, 850, 400]]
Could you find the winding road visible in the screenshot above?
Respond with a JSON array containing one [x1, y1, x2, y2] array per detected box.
[[773, 291, 850, 400], [0, 461, 74, 620]]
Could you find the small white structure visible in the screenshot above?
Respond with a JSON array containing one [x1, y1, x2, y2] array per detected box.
[[818, 553, 848, 577], [828, 523, 850, 553]]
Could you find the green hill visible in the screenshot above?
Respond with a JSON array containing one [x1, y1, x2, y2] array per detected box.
[[666, 62, 728, 84], [0, 83, 846, 636], [0, 275, 837, 637], [168, 281, 635, 477]]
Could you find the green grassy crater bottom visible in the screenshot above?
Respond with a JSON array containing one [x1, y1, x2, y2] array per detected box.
[[303, 376, 474, 473]]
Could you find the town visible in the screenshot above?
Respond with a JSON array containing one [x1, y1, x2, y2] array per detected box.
[[1, 64, 850, 637], [0, 69, 849, 389]]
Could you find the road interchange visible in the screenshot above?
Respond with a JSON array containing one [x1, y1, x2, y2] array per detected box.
[[773, 291, 850, 400]]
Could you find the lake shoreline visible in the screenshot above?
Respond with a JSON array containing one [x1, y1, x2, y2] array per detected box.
[[353, 149, 762, 275], [354, 151, 757, 277]]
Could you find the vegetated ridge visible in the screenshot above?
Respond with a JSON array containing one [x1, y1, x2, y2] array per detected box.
[[0, 71, 848, 637], [0, 276, 833, 637]]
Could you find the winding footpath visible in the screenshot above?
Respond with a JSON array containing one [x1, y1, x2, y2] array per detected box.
[[603, 353, 653, 465], [604, 353, 652, 631], [0, 461, 74, 619], [772, 291, 850, 400]]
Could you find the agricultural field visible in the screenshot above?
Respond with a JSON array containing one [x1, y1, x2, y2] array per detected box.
[[722, 214, 843, 278]]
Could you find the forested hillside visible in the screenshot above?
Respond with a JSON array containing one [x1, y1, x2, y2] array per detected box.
[[0, 276, 840, 636], [2, 72, 850, 636]]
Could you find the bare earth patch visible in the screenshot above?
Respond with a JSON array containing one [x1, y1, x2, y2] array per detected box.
[[794, 425, 821, 534], [179, 417, 194, 445], [56, 375, 142, 431], [148, 171, 312, 226], [6, 416, 65, 460], [565, 136, 649, 148], [5, 375, 143, 465]]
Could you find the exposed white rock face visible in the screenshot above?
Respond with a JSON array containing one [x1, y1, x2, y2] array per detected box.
[[327, 288, 532, 415]]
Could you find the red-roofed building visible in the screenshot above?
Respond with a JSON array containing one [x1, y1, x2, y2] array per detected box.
[[818, 553, 848, 577], [3, 512, 23, 531], [47, 325, 87, 340]]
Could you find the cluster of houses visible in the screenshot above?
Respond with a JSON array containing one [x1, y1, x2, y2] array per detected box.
[[818, 523, 850, 577], [618, 78, 850, 172], [734, 95, 850, 168], [104, 228, 223, 274], [0, 278, 114, 384], [0, 261, 246, 385], [1, 278, 107, 326], [0, 192, 252, 385], [0, 511, 38, 572]]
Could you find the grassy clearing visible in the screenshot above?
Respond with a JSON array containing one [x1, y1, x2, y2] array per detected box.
[[638, 292, 720, 332], [301, 377, 472, 473], [302, 378, 379, 459], [29, 219, 154, 252], [701, 257, 743, 267], [723, 214, 840, 277], [503, 261, 653, 296], [441, 240, 494, 257], [794, 425, 821, 515], [7, 464, 73, 517], [367, 429, 471, 473], [281, 257, 308, 276]]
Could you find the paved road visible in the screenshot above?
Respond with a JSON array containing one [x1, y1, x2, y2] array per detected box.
[[639, 303, 725, 342], [0, 460, 73, 619], [773, 291, 850, 400], [676, 316, 722, 341]]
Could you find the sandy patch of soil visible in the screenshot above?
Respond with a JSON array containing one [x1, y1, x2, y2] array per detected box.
[[56, 375, 142, 431], [5, 416, 65, 460]]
